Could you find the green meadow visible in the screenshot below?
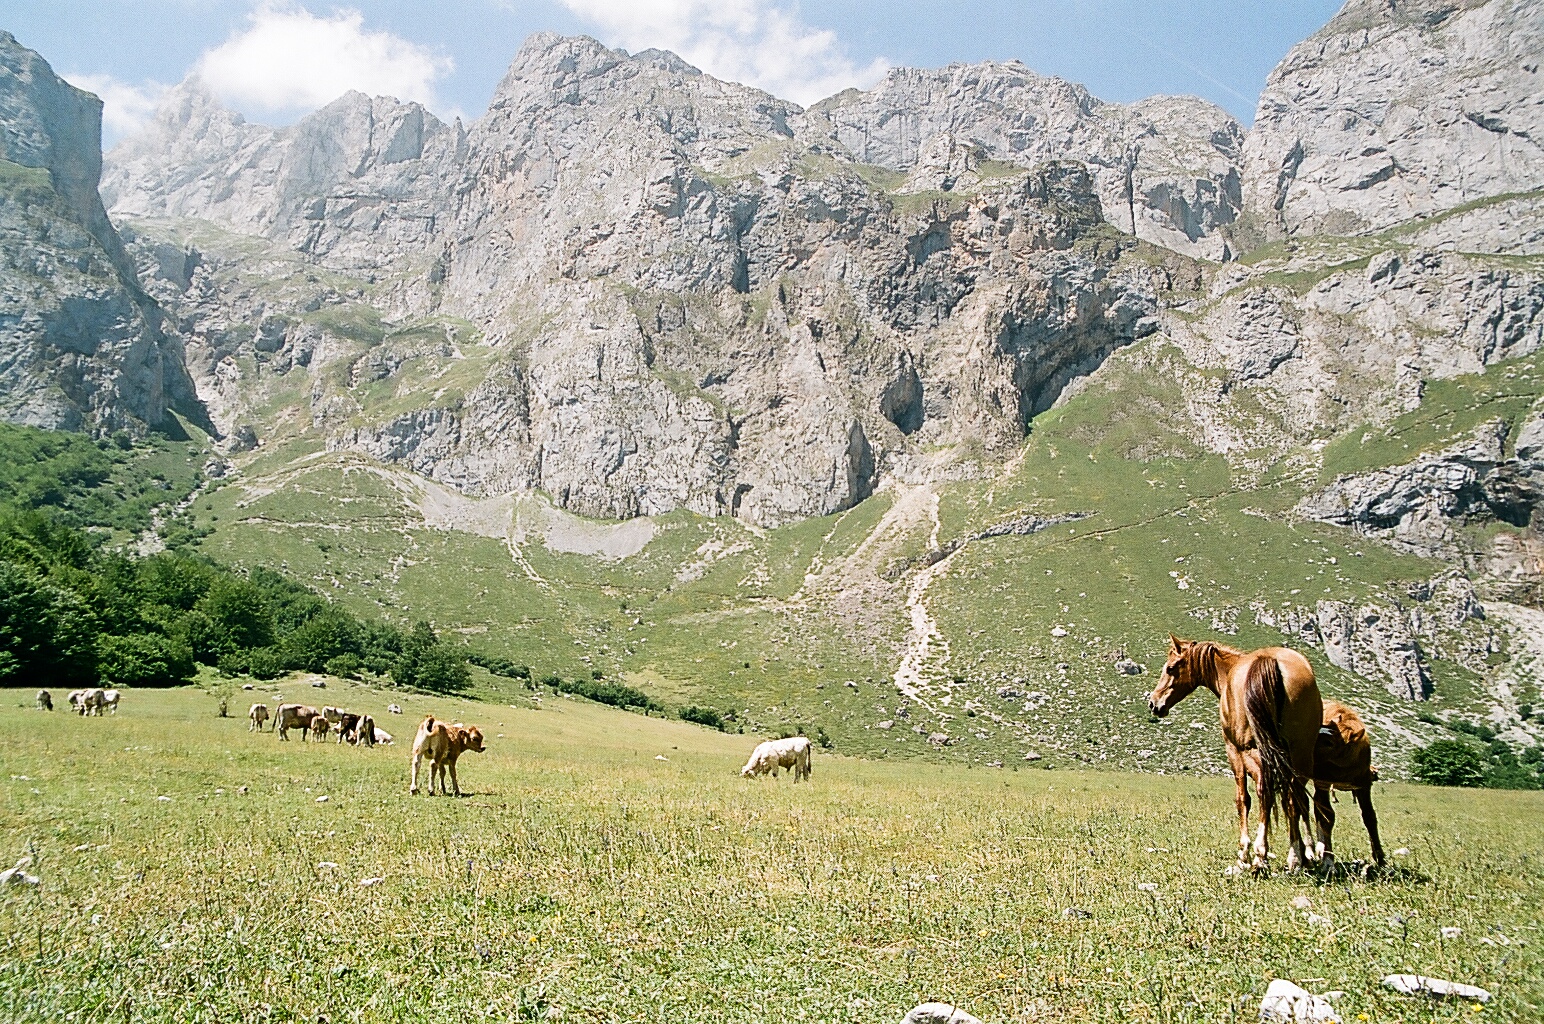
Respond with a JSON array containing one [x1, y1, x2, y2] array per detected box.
[[2, 686, 1540, 1022]]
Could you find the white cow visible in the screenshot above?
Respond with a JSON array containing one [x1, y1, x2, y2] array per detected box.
[[66, 689, 85, 713], [249, 703, 270, 732], [101, 689, 121, 714], [387, 704, 402, 715], [373, 727, 394, 745], [78, 688, 107, 716], [740, 737, 813, 782]]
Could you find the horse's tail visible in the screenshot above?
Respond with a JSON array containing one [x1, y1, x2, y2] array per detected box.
[[1244, 655, 1295, 824]]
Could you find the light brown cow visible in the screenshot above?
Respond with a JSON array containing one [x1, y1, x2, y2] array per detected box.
[[309, 715, 330, 742], [78, 688, 107, 716], [409, 716, 485, 796], [354, 714, 376, 748], [274, 703, 321, 741], [249, 703, 270, 732]]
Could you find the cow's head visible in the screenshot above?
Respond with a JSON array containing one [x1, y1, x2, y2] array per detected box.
[[460, 725, 485, 754]]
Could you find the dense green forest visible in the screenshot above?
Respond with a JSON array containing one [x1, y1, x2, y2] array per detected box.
[[0, 424, 468, 693]]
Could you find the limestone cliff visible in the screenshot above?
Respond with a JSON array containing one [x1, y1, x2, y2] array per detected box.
[[0, 31, 203, 433]]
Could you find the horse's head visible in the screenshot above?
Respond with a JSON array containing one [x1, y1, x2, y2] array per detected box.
[[1147, 634, 1200, 717]]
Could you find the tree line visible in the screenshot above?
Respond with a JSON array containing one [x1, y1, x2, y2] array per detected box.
[[0, 506, 470, 693]]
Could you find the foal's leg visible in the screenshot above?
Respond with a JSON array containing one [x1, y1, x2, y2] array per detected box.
[[1284, 778, 1311, 873], [1355, 787, 1385, 867], [1313, 786, 1336, 873]]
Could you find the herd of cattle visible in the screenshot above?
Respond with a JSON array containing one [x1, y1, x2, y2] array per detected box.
[[248, 701, 396, 746], [38, 684, 821, 799], [36, 688, 119, 715]]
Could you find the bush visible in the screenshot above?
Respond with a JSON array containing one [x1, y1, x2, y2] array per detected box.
[[392, 621, 470, 693], [280, 611, 361, 673], [468, 653, 531, 680], [680, 705, 724, 730], [1412, 740, 1487, 788], [324, 653, 362, 679], [557, 676, 656, 712], [1520, 704, 1534, 721], [97, 633, 196, 687], [247, 648, 287, 680]]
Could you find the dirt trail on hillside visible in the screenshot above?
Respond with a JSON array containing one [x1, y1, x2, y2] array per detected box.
[[891, 489, 953, 716]]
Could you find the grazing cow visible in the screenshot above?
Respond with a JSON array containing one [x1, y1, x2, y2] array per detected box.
[[66, 689, 85, 713], [274, 703, 322, 741], [249, 703, 270, 732], [36, 690, 52, 711], [409, 716, 485, 796], [740, 737, 813, 781], [102, 689, 120, 714], [78, 688, 107, 716], [309, 714, 330, 742], [1304, 699, 1386, 869], [387, 703, 402, 715], [335, 712, 362, 743], [355, 714, 376, 748], [323, 706, 346, 728]]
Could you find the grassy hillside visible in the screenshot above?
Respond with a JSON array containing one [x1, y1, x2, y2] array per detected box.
[[177, 336, 1528, 776], [2, 686, 1539, 1022]]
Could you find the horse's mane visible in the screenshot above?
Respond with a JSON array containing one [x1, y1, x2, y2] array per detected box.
[[1184, 640, 1240, 680]]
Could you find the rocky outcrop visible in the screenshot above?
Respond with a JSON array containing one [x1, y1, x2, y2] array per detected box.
[[1252, 571, 1491, 700], [0, 31, 202, 434], [808, 62, 1244, 260], [1243, 0, 1544, 244], [1299, 418, 1539, 558]]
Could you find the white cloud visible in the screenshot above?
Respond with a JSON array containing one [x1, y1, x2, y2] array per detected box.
[[193, 3, 454, 118], [65, 74, 169, 144], [558, 0, 888, 106]]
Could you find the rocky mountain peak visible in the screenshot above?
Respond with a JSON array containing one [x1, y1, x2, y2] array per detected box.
[[1242, 0, 1542, 243]]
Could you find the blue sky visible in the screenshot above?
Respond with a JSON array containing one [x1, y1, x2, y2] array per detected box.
[[6, 1, 1344, 143]]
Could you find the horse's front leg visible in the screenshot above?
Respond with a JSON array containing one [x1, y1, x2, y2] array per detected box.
[[1227, 745, 1251, 868], [1247, 753, 1271, 875]]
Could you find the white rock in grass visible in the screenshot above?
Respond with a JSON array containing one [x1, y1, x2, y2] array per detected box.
[[317, 861, 340, 870], [1393, 848, 1410, 857], [0, 859, 40, 887], [1290, 895, 1312, 910], [73, 843, 91, 853], [655, 755, 669, 761], [1382, 975, 1491, 1002], [901, 1003, 985, 1024], [359, 876, 384, 887], [315, 795, 329, 803], [1441, 927, 1462, 939], [156, 795, 172, 802], [1050, 626, 1068, 637], [1061, 907, 1092, 920], [1306, 913, 1332, 927], [1136, 882, 1158, 892], [1259, 979, 1341, 1022]]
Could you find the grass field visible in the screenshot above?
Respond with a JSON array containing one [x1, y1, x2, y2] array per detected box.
[[3, 686, 1540, 1022]]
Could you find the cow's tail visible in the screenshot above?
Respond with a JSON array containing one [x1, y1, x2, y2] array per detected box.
[[1243, 655, 1294, 824], [799, 742, 812, 781]]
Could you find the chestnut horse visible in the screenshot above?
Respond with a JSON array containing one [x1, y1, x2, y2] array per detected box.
[[1305, 699, 1385, 870], [1148, 636, 1322, 874]]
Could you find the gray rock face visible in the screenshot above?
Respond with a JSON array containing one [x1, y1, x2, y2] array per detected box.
[[110, 35, 1159, 526], [809, 62, 1244, 259], [1252, 569, 1493, 701], [1299, 419, 1538, 558], [0, 31, 202, 433], [1243, 0, 1544, 243]]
